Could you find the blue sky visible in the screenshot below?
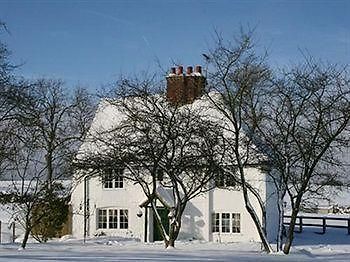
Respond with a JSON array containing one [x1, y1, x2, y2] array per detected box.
[[0, 0, 349, 90]]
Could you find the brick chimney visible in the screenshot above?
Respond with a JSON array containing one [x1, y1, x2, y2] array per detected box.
[[166, 65, 206, 105]]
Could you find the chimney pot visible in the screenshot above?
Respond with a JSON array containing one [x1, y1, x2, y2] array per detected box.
[[186, 66, 193, 75], [195, 65, 202, 74], [167, 64, 205, 105], [177, 66, 183, 75]]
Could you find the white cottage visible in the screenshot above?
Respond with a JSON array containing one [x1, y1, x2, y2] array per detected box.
[[71, 65, 278, 243]]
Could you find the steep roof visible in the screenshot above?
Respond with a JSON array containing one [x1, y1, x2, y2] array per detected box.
[[77, 92, 268, 166]]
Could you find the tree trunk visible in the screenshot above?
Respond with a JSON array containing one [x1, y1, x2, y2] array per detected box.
[[283, 196, 302, 254], [276, 192, 285, 252], [21, 227, 31, 249], [166, 237, 175, 248], [46, 151, 53, 186], [245, 199, 273, 253], [246, 182, 267, 236], [238, 164, 273, 253]]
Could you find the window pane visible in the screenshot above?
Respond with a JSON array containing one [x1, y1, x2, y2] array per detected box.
[[120, 209, 128, 229], [98, 209, 107, 229], [232, 213, 241, 233], [103, 174, 113, 188], [114, 176, 123, 188], [109, 209, 118, 229], [221, 213, 230, 233], [211, 213, 220, 232]]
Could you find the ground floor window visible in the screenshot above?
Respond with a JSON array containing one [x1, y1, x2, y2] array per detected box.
[[97, 208, 128, 229], [211, 212, 241, 233], [232, 213, 241, 233]]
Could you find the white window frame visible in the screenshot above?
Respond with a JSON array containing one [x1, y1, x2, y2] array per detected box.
[[97, 208, 129, 229], [214, 173, 240, 189], [221, 213, 230, 233], [211, 213, 220, 233], [98, 209, 107, 229], [119, 209, 128, 229], [211, 212, 241, 234], [102, 169, 124, 189], [232, 213, 241, 233], [108, 209, 118, 229]]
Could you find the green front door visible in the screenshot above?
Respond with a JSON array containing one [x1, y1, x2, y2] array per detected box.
[[153, 208, 169, 241]]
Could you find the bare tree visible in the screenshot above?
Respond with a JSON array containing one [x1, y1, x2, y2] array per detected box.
[[17, 79, 96, 184], [204, 30, 274, 253], [76, 75, 223, 248], [255, 59, 350, 254], [0, 78, 96, 247], [0, 124, 51, 249], [0, 21, 19, 170]]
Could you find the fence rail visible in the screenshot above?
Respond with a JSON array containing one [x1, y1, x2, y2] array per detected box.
[[283, 215, 350, 234]]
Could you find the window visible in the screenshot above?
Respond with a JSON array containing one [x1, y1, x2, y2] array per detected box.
[[98, 209, 107, 229], [108, 209, 118, 229], [221, 213, 230, 233], [103, 174, 114, 188], [120, 209, 129, 229], [214, 173, 238, 188], [97, 208, 128, 229], [212, 213, 220, 233], [232, 213, 241, 233], [114, 176, 123, 188], [103, 169, 124, 189], [211, 212, 241, 233]]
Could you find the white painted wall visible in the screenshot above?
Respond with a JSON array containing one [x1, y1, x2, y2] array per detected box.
[[71, 167, 278, 244]]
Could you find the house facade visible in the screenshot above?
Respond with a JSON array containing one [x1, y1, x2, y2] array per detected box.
[[71, 65, 278, 243]]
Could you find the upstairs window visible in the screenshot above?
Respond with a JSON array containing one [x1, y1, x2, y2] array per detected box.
[[103, 168, 124, 189], [214, 173, 238, 188], [114, 176, 123, 188]]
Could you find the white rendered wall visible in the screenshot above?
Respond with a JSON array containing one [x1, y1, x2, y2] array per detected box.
[[71, 175, 146, 241], [71, 167, 278, 244]]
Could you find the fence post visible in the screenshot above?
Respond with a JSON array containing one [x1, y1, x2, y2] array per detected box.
[[322, 217, 326, 234], [299, 217, 303, 233]]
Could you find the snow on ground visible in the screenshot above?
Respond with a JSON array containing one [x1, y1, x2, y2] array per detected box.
[[0, 228, 350, 261]]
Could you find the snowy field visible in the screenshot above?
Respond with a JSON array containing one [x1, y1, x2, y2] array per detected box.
[[0, 228, 350, 261]]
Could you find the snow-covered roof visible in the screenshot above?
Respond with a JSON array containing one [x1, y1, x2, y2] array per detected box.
[[77, 92, 267, 165]]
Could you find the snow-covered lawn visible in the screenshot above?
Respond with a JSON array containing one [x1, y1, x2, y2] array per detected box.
[[0, 228, 349, 261]]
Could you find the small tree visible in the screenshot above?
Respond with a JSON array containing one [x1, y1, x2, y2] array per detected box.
[[18, 79, 96, 184], [77, 76, 223, 248], [204, 30, 273, 253], [0, 79, 95, 248], [0, 21, 22, 172], [255, 59, 350, 254], [0, 126, 47, 249]]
